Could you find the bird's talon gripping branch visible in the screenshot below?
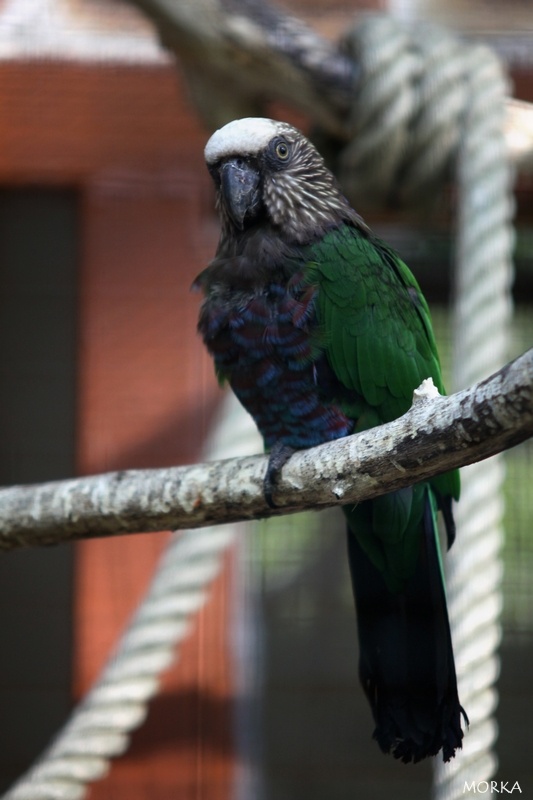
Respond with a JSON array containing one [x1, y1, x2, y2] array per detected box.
[[263, 442, 295, 508]]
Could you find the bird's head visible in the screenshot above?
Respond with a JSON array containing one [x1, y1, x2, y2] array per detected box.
[[204, 117, 362, 244]]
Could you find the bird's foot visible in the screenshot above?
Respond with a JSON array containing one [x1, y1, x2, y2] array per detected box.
[[264, 442, 295, 509]]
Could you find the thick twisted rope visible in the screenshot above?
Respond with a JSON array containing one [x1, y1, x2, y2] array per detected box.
[[1, 395, 260, 800], [1, 14, 514, 800], [340, 16, 514, 797], [340, 17, 479, 207], [434, 46, 515, 800]]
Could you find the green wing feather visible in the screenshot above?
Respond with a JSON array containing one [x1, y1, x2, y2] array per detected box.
[[305, 224, 447, 422], [303, 224, 459, 590]]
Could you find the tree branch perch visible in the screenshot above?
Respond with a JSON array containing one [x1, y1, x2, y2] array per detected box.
[[0, 349, 531, 552]]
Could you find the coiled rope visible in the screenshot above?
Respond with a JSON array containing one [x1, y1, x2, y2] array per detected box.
[[340, 16, 514, 797], [2, 14, 514, 800]]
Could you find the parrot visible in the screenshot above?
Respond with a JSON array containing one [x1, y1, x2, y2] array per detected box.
[[194, 117, 467, 763]]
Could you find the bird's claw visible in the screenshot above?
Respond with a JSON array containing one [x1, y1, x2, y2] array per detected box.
[[264, 442, 295, 508]]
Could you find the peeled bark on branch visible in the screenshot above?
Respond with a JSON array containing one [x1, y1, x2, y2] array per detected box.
[[0, 348, 531, 552]]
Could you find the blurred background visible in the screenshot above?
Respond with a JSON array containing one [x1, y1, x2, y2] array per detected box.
[[0, 1, 531, 798]]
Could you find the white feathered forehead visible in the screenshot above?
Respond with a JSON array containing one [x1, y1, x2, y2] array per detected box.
[[204, 117, 296, 165]]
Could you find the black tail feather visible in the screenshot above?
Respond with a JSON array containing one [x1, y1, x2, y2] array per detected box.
[[346, 493, 467, 763]]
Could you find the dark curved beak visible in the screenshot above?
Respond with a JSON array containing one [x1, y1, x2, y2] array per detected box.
[[220, 159, 261, 229]]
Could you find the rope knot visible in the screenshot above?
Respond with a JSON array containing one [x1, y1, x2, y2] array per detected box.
[[337, 15, 509, 208]]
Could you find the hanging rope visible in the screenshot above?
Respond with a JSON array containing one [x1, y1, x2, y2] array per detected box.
[[435, 45, 515, 800], [1, 12, 514, 800], [1, 395, 260, 800], [339, 16, 514, 798], [339, 16, 467, 207]]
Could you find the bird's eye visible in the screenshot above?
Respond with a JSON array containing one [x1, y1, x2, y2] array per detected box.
[[274, 140, 290, 161]]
